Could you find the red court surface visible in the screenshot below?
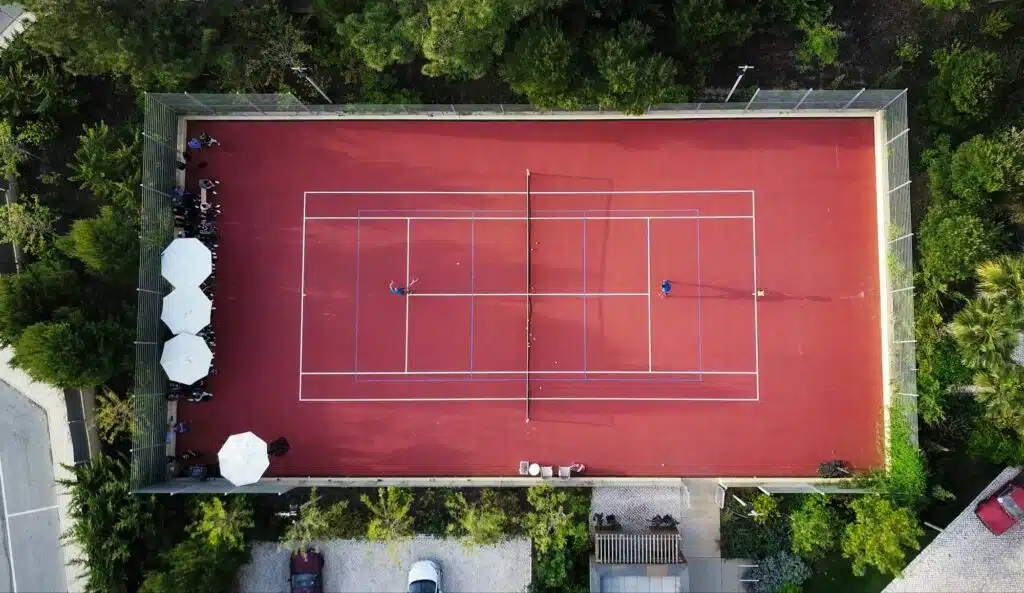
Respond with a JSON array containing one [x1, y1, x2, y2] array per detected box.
[[178, 118, 883, 477]]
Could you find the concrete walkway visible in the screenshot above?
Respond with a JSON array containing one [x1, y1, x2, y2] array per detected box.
[[0, 348, 88, 593]]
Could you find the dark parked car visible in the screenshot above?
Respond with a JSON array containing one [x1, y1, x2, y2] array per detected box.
[[290, 548, 324, 593], [975, 483, 1024, 535]]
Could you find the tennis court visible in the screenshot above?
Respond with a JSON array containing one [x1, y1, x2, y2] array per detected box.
[[176, 118, 884, 477]]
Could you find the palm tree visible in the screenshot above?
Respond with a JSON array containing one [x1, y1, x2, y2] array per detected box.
[[973, 366, 1024, 437], [949, 297, 1018, 371], [977, 255, 1024, 320]]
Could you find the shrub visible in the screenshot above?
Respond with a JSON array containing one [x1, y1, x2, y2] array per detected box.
[[525, 485, 590, 592], [918, 208, 1004, 287], [446, 489, 514, 548], [796, 18, 845, 70], [363, 487, 415, 543], [281, 489, 364, 553], [752, 494, 781, 525], [842, 497, 923, 577], [789, 496, 838, 560], [744, 552, 811, 593], [928, 43, 1003, 125]]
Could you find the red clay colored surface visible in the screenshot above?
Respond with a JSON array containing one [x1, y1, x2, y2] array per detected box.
[[177, 119, 883, 477]]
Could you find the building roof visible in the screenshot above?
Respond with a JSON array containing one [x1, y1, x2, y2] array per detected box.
[[882, 466, 1024, 593]]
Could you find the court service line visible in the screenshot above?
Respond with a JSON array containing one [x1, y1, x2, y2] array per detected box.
[[305, 189, 755, 195], [409, 292, 647, 298], [405, 218, 411, 373], [646, 218, 652, 372], [300, 396, 759, 402], [302, 370, 756, 376], [751, 191, 761, 401], [0, 459, 17, 593], [298, 192, 307, 400], [306, 215, 753, 221]]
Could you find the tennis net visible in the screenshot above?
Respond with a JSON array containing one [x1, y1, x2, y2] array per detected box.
[[525, 168, 532, 422]]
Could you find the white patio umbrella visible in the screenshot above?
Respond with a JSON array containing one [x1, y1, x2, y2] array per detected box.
[[160, 333, 212, 385], [218, 432, 270, 486], [161, 237, 212, 288], [161, 287, 212, 335]]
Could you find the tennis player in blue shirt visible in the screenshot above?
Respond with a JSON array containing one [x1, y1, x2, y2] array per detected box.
[[660, 280, 672, 298], [389, 278, 419, 296]]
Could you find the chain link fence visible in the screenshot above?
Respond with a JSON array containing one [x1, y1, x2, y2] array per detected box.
[[133, 89, 913, 491]]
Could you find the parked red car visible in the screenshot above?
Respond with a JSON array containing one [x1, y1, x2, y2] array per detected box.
[[290, 548, 324, 593], [975, 483, 1024, 535]]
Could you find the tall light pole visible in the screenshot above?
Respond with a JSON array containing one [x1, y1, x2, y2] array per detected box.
[[291, 66, 332, 104], [724, 65, 754, 103]]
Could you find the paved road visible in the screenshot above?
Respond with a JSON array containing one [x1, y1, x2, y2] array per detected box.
[[0, 380, 68, 593]]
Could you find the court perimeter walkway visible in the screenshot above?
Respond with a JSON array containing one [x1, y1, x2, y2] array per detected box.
[[0, 348, 86, 593]]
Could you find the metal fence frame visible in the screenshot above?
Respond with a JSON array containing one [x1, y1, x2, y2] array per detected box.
[[133, 89, 914, 492]]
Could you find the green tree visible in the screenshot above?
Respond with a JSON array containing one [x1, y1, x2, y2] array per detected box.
[[0, 119, 30, 178], [951, 132, 1024, 203], [59, 455, 164, 593], [745, 552, 811, 593], [0, 194, 57, 255], [674, 0, 756, 78], [928, 43, 1003, 126], [0, 256, 83, 345], [591, 20, 683, 114], [214, 2, 312, 92], [190, 497, 254, 551], [502, 18, 584, 109], [12, 308, 130, 387], [949, 297, 1017, 371], [94, 389, 134, 445], [525, 484, 589, 590], [445, 489, 514, 547], [138, 535, 247, 593], [918, 208, 1003, 287], [362, 487, 415, 543], [973, 366, 1024, 438], [977, 255, 1024, 319], [789, 496, 837, 559], [419, 0, 560, 79], [796, 17, 845, 71], [841, 496, 923, 577], [69, 122, 141, 209], [61, 206, 140, 283], [339, 0, 423, 71], [281, 489, 363, 553]]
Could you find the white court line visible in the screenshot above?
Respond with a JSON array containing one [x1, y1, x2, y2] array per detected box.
[[409, 292, 646, 297], [305, 189, 755, 195], [302, 370, 756, 376], [6, 505, 58, 519], [300, 396, 758, 402], [405, 218, 411, 373], [647, 218, 652, 372], [0, 459, 17, 592], [751, 191, 761, 401], [306, 215, 753, 221], [298, 193, 307, 400]]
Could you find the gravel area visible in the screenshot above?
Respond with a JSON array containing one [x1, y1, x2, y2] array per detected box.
[[592, 486, 688, 533], [239, 537, 532, 593]]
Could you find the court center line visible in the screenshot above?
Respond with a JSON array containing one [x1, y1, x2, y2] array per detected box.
[[6, 505, 59, 519], [306, 189, 755, 195], [647, 218, 652, 372], [409, 292, 647, 297], [0, 459, 18, 593], [405, 218, 411, 373], [306, 215, 753, 221], [302, 370, 756, 376], [751, 191, 761, 401], [298, 192, 307, 401]]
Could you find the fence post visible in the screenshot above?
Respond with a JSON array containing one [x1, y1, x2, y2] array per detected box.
[[744, 88, 760, 111], [793, 88, 813, 110], [843, 88, 866, 110]]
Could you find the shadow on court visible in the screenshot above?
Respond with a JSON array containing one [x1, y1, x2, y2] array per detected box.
[[663, 280, 863, 303]]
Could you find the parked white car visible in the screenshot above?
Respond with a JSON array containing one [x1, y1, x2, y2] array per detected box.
[[408, 560, 442, 593]]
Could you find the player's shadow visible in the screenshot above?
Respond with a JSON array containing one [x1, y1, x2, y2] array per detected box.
[[666, 281, 843, 303]]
